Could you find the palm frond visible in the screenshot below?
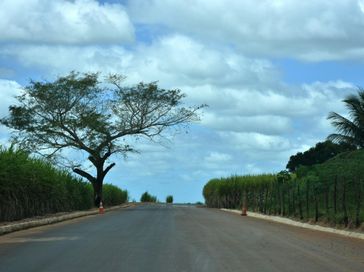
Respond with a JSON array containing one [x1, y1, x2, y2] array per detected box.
[[327, 89, 364, 147], [327, 112, 361, 136], [327, 133, 356, 146], [343, 94, 364, 126]]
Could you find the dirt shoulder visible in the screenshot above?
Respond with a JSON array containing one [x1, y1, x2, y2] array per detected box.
[[221, 208, 364, 240], [0, 203, 138, 236]]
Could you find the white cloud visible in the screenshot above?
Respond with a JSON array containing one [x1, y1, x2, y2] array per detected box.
[[0, 45, 133, 76], [359, 0, 364, 13], [0, 79, 22, 117], [0, 35, 279, 88], [221, 132, 291, 152], [243, 164, 263, 175], [184, 80, 355, 118], [0, 35, 356, 152], [0, 0, 134, 45], [205, 152, 232, 163], [0, 79, 22, 146], [127, 0, 364, 61], [195, 151, 234, 171], [202, 113, 291, 135], [129, 35, 279, 88]]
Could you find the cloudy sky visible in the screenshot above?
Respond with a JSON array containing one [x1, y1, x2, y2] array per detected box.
[[1, 0, 364, 203]]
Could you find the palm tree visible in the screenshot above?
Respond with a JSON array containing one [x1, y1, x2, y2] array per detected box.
[[327, 89, 364, 148]]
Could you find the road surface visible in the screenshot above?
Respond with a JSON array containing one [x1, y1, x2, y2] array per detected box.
[[0, 204, 363, 272]]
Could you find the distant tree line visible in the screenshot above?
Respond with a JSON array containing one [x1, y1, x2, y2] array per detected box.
[[286, 141, 356, 172]]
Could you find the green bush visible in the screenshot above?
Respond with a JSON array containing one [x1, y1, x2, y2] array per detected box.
[[140, 191, 157, 203], [166, 195, 173, 203]]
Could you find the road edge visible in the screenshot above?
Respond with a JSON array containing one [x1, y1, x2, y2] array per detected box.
[[0, 203, 137, 236], [221, 208, 364, 240]]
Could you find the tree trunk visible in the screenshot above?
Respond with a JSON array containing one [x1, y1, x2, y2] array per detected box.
[[73, 159, 115, 208], [92, 179, 103, 207]]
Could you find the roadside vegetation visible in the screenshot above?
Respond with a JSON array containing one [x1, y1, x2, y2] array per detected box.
[[166, 195, 173, 203], [0, 147, 128, 222], [0, 71, 202, 222], [204, 151, 364, 227], [204, 89, 364, 229], [140, 191, 158, 203]]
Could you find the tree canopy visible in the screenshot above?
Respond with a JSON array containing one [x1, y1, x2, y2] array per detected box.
[[1, 72, 204, 206], [286, 140, 355, 172]]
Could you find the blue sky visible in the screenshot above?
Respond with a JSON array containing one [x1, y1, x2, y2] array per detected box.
[[1, 0, 364, 203]]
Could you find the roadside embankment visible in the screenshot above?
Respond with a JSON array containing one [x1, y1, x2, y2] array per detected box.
[[221, 208, 364, 240], [0, 203, 137, 236]]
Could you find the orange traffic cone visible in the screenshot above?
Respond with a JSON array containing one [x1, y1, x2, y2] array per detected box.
[[99, 201, 104, 214]]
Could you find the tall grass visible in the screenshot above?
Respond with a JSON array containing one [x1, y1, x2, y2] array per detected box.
[[0, 147, 128, 222], [103, 184, 128, 206], [203, 150, 364, 228]]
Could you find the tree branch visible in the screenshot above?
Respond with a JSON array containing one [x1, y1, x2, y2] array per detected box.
[[103, 163, 116, 178], [73, 168, 96, 183]]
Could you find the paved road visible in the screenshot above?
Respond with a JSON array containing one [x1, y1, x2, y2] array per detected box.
[[0, 204, 363, 272]]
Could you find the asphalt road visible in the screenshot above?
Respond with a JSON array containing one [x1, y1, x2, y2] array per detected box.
[[0, 204, 363, 272]]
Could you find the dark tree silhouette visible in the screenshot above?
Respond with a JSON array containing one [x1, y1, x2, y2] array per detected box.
[[286, 141, 356, 172]]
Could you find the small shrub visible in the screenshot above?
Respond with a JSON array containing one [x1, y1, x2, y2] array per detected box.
[[140, 191, 157, 203], [166, 195, 173, 203]]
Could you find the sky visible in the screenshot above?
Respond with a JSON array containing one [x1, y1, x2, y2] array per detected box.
[[1, 0, 364, 203]]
